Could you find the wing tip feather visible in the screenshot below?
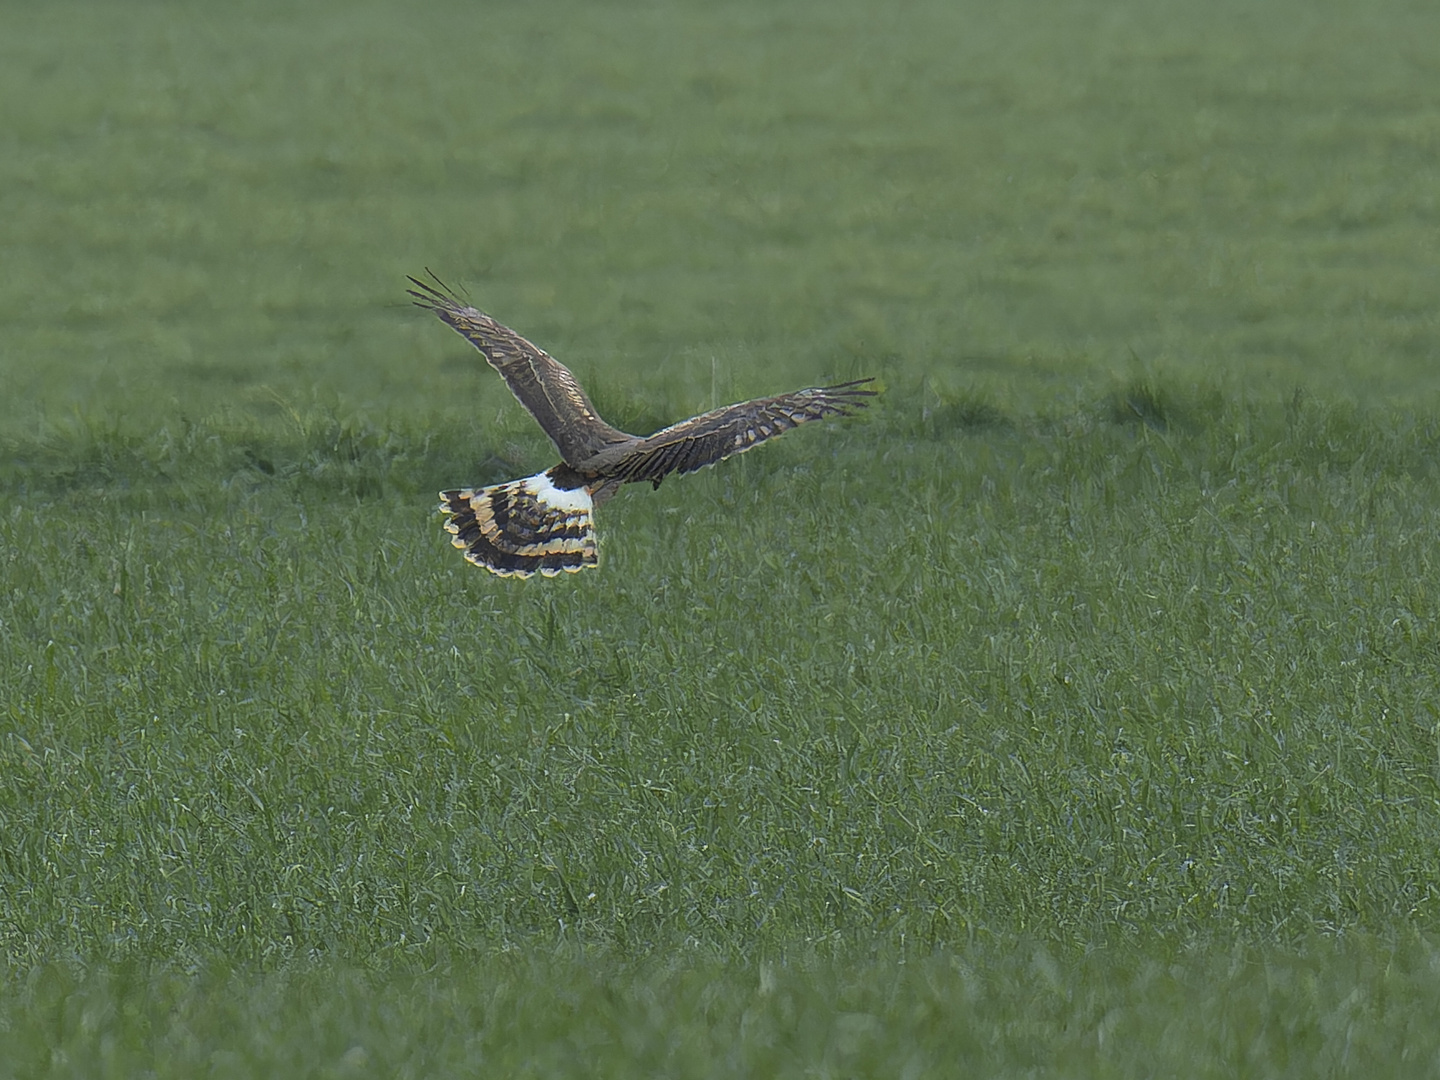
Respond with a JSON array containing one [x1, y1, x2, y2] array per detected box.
[[407, 269, 475, 315]]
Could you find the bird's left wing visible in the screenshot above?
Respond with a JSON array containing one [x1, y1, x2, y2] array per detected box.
[[588, 379, 876, 487], [408, 273, 635, 465]]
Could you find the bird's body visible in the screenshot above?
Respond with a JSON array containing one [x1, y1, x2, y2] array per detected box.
[[409, 273, 876, 577]]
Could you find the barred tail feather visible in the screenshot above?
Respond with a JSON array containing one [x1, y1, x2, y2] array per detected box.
[[439, 467, 598, 577]]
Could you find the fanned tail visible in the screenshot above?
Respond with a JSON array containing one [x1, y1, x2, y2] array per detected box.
[[439, 467, 598, 578]]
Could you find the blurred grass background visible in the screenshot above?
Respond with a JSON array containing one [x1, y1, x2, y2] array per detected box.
[[3, 0, 1437, 432], [4, 0, 1440, 1074]]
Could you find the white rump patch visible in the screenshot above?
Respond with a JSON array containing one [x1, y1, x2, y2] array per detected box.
[[527, 470, 594, 514]]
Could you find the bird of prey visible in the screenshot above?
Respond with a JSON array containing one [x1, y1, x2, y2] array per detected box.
[[409, 273, 876, 577]]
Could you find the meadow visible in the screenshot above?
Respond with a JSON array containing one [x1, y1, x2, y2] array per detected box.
[[3, 0, 1440, 1074]]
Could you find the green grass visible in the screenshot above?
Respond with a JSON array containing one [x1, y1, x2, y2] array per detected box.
[[5, 0, 1440, 1074], [6, 942, 1440, 1077], [7, 395, 1440, 964]]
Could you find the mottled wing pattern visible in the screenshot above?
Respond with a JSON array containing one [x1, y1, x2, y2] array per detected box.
[[439, 467, 598, 578], [593, 379, 877, 487], [408, 273, 634, 466]]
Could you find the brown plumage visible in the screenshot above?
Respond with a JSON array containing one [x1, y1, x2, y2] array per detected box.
[[409, 272, 876, 577]]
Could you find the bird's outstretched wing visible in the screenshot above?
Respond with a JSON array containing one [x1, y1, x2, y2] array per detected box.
[[408, 272, 635, 466], [587, 379, 877, 487]]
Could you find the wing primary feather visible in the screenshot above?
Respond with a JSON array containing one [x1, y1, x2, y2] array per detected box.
[[407, 269, 469, 312]]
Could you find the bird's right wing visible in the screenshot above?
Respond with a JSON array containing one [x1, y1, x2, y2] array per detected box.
[[408, 273, 635, 465], [591, 379, 877, 486]]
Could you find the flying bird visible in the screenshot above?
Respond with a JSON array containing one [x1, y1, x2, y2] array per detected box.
[[409, 273, 876, 577]]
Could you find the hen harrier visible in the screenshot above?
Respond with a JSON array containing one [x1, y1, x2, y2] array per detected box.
[[409, 273, 876, 577]]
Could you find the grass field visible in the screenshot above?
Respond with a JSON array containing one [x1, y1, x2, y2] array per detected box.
[[4, 0, 1440, 1074]]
